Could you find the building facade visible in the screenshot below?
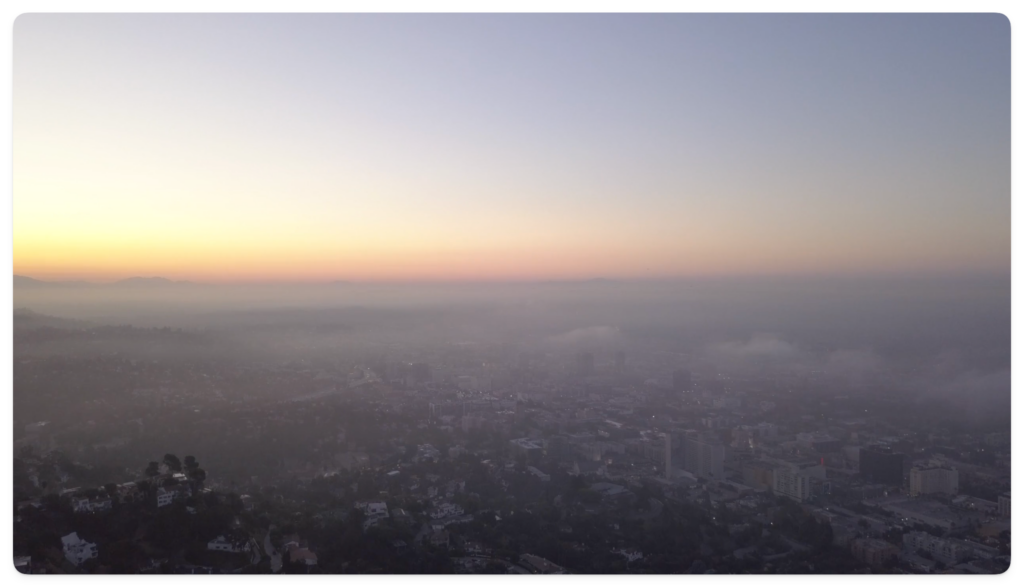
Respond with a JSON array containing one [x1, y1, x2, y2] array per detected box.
[[909, 467, 958, 496], [772, 462, 828, 502], [851, 538, 899, 568], [859, 446, 906, 486], [62, 532, 98, 566], [682, 432, 725, 481], [998, 492, 1010, 518], [672, 369, 692, 392]]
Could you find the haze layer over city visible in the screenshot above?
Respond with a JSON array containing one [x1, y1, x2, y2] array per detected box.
[[12, 13, 1010, 575]]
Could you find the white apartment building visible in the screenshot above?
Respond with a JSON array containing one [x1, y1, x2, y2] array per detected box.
[[156, 484, 191, 507], [998, 492, 1010, 517], [909, 466, 958, 496], [772, 462, 828, 502], [356, 501, 390, 522], [62, 532, 98, 566]]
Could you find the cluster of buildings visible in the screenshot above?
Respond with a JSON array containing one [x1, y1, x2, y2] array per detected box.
[[15, 342, 1012, 574], [62, 532, 98, 566]]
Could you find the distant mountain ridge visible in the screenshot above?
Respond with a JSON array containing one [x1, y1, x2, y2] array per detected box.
[[537, 277, 622, 286], [14, 275, 194, 287], [14, 275, 93, 287], [13, 307, 90, 330], [111, 276, 195, 287]]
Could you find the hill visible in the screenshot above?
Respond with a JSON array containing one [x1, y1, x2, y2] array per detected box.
[[13, 308, 90, 330], [112, 277, 195, 287]]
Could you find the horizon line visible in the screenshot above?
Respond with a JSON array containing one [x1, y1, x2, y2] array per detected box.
[[13, 270, 1012, 287]]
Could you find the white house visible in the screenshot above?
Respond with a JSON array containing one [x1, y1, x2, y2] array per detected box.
[[156, 484, 192, 507], [239, 494, 255, 512], [613, 548, 644, 563], [527, 466, 551, 482], [356, 501, 389, 518], [207, 535, 248, 554], [62, 532, 98, 566], [430, 503, 465, 520], [72, 496, 113, 514], [356, 501, 390, 530]]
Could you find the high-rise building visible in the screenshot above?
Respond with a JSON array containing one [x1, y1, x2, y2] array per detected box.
[[577, 352, 595, 377], [859, 446, 905, 486], [664, 432, 672, 480], [699, 439, 725, 480], [772, 461, 829, 502], [742, 461, 775, 490], [672, 369, 692, 392], [409, 362, 432, 384], [909, 466, 958, 496], [682, 432, 724, 480], [998, 492, 1010, 518]]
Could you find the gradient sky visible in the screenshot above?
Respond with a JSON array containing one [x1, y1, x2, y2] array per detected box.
[[13, 14, 1010, 282]]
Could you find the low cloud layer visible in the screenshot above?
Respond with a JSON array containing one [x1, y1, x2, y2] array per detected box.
[[706, 333, 882, 382], [931, 368, 1010, 404], [545, 326, 622, 348], [824, 349, 883, 379], [709, 333, 800, 359]]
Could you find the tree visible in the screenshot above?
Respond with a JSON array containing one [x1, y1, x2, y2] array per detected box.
[[481, 561, 508, 573], [163, 454, 182, 473], [190, 468, 207, 485], [184, 456, 199, 473], [41, 493, 61, 511], [569, 474, 586, 493], [282, 557, 306, 574], [145, 462, 160, 477]]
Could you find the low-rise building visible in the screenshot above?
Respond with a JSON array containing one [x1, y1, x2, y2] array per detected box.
[[902, 531, 999, 565], [14, 555, 31, 574], [62, 532, 98, 566], [156, 483, 191, 508], [430, 502, 464, 519], [509, 437, 545, 459], [527, 466, 550, 481], [207, 535, 249, 554], [72, 494, 113, 514], [883, 500, 977, 532], [909, 466, 958, 496], [612, 548, 643, 563], [429, 529, 449, 549], [850, 538, 899, 569], [590, 482, 632, 500], [356, 501, 389, 518], [997, 492, 1010, 518]]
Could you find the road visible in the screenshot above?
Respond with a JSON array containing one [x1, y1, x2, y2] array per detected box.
[[264, 528, 282, 573], [414, 522, 430, 544], [630, 497, 664, 520], [248, 538, 262, 566]]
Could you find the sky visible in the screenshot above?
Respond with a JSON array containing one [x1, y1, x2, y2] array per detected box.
[[12, 13, 1010, 283]]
